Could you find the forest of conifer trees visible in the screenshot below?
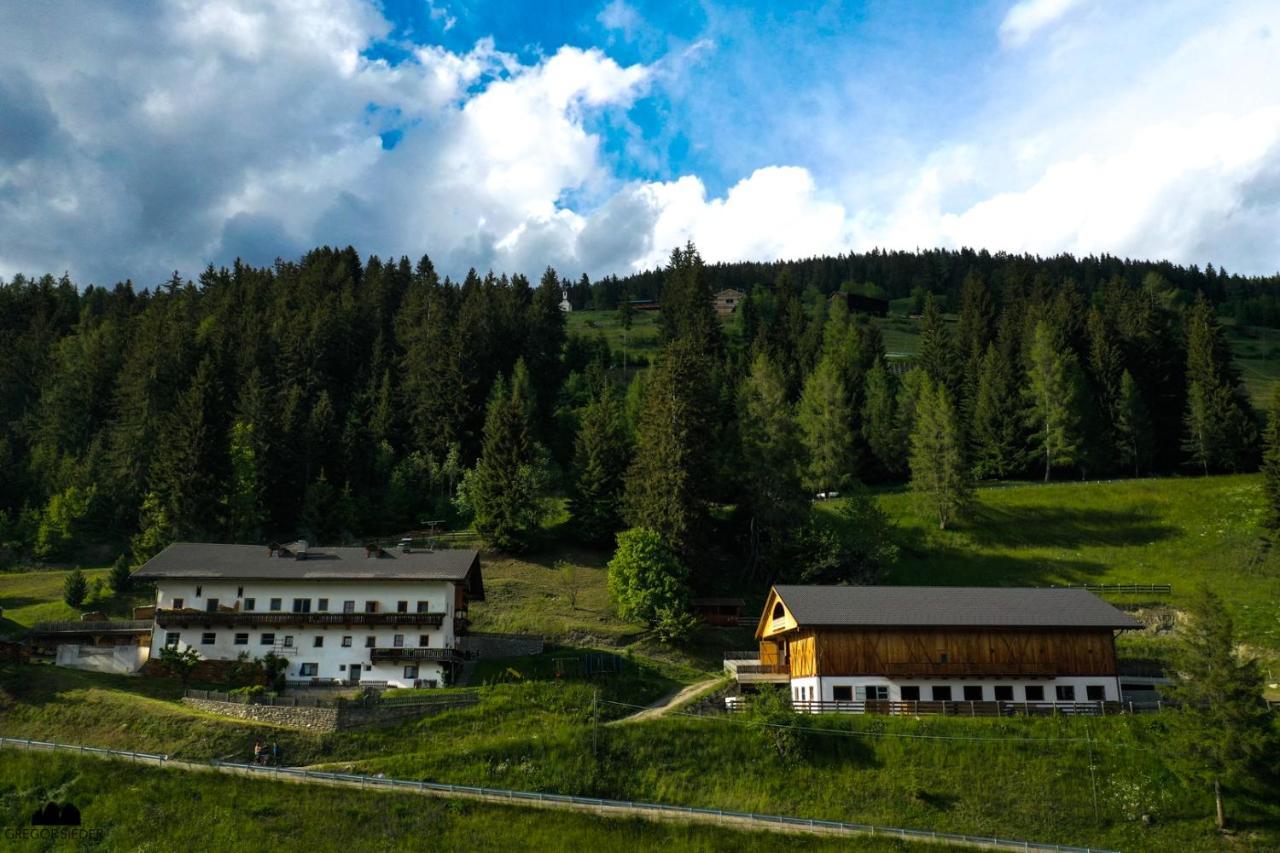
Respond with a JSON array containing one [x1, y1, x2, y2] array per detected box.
[[0, 243, 1266, 584]]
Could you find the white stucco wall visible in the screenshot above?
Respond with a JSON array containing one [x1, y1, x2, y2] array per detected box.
[[786, 674, 1121, 708], [56, 644, 149, 674]]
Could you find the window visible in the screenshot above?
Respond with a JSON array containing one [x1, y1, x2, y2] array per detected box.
[[283, 635, 294, 648], [261, 633, 275, 646], [931, 686, 952, 701], [317, 598, 328, 612], [195, 585, 202, 597], [772, 602, 785, 619], [397, 601, 408, 613], [963, 685, 984, 701], [243, 598, 256, 611], [299, 663, 318, 677], [206, 598, 219, 612], [416, 601, 430, 613], [365, 601, 378, 614], [832, 686, 853, 701], [313, 636, 324, 648], [994, 685, 1014, 701], [938, 651, 949, 664], [173, 598, 185, 610], [418, 635, 430, 648], [364, 664, 371, 671], [341, 636, 352, 648], [365, 636, 376, 648], [1086, 684, 1105, 702], [1056, 685, 1076, 702], [404, 665, 419, 679], [292, 598, 311, 613], [234, 633, 249, 646], [269, 598, 282, 612], [900, 686, 920, 701], [856, 686, 888, 701], [201, 632, 216, 645], [1025, 685, 1045, 701], [343, 600, 355, 614], [393, 634, 404, 648], [164, 632, 180, 649], [236, 586, 244, 598]]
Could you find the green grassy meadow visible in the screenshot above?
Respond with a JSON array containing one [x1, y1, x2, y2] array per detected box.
[[0, 751, 929, 853], [0, 567, 151, 637]]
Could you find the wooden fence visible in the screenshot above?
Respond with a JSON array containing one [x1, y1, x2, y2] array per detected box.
[[1058, 584, 1172, 595], [726, 697, 1132, 717]]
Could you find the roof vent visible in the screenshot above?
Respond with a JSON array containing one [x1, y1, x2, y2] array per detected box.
[[295, 540, 308, 561]]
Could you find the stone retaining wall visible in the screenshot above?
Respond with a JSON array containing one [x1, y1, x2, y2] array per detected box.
[[181, 696, 476, 731], [458, 632, 544, 659]]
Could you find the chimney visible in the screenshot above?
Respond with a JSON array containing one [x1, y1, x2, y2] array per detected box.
[[399, 537, 412, 554], [296, 540, 308, 560]]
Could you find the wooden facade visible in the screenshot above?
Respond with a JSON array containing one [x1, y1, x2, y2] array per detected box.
[[756, 587, 1122, 679]]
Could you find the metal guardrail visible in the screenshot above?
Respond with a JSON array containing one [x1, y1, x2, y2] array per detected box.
[[1059, 584, 1172, 595], [0, 736, 1118, 852]]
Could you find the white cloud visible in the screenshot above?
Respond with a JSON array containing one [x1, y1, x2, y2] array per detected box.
[[999, 0, 1086, 48], [598, 0, 641, 38]]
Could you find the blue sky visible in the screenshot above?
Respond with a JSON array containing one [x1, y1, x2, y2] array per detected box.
[[1, 0, 1278, 285]]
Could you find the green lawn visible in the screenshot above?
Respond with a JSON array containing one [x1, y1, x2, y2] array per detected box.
[[0, 567, 151, 637], [567, 308, 663, 366], [0, 751, 926, 853], [1224, 320, 1280, 407], [835, 475, 1280, 661]]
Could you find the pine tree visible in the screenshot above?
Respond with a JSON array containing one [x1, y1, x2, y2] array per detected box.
[[917, 293, 958, 392], [526, 267, 568, 432], [568, 382, 631, 545], [1183, 294, 1256, 473], [738, 353, 808, 577], [623, 339, 715, 557], [1114, 370, 1153, 477], [955, 272, 995, 418], [970, 344, 1021, 479], [468, 365, 548, 553], [224, 420, 265, 542], [1262, 388, 1280, 531], [108, 553, 132, 595], [909, 379, 972, 530], [861, 359, 901, 477], [658, 243, 721, 358], [1161, 587, 1277, 830], [798, 353, 854, 495], [150, 356, 223, 537], [1025, 321, 1083, 481], [63, 568, 87, 609]]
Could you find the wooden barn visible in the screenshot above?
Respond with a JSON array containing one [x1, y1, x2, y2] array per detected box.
[[731, 585, 1141, 713]]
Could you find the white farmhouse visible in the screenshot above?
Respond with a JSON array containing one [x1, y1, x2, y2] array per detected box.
[[134, 541, 484, 689]]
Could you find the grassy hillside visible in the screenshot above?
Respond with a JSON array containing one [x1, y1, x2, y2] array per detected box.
[[1, 662, 1274, 850], [0, 751, 924, 853], [566, 308, 663, 365], [836, 475, 1280, 660], [1225, 321, 1280, 406], [0, 567, 151, 637]]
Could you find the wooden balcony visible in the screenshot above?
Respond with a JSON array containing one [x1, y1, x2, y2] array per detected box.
[[369, 647, 470, 663], [154, 609, 446, 628], [723, 655, 791, 683], [883, 661, 1059, 677]]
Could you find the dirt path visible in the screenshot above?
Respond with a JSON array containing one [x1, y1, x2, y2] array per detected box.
[[610, 676, 723, 724]]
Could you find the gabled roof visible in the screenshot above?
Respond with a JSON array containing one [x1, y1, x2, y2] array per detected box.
[[134, 543, 484, 599], [765, 585, 1141, 632]]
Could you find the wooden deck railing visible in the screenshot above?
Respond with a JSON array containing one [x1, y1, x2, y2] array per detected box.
[[154, 610, 446, 628], [31, 620, 153, 634]]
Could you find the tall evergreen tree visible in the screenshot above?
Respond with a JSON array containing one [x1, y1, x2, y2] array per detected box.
[[1262, 388, 1280, 531], [1161, 587, 1277, 830], [1114, 370, 1153, 477], [909, 378, 972, 530], [798, 353, 855, 495], [658, 242, 721, 358], [623, 339, 715, 558], [737, 353, 808, 577], [150, 356, 223, 537], [861, 359, 902, 478], [467, 365, 547, 553], [917, 293, 959, 392], [1025, 321, 1083, 481], [224, 420, 265, 542], [970, 343, 1021, 479], [568, 382, 631, 545], [1183, 294, 1256, 473]]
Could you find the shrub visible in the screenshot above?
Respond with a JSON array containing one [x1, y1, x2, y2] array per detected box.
[[62, 568, 88, 609], [607, 527, 691, 629], [108, 554, 132, 595]]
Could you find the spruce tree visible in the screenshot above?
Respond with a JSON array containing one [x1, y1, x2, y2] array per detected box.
[[63, 568, 88, 609], [150, 356, 223, 537], [224, 419, 265, 542], [1262, 388, 1280, 531], [1161, 587, 1277, 830], [469, 364, 547, 553], [1025, 321, 1083, 481], [737, 353, 808, 576], [798, 353, 854, 495], [658, 242, 721, 358], [568, 382, 631, 545], [623, 339, 715, 557], [1114, 370, 1152, 477], [1183, 294, 1256, 473], [909, 378, 972, 530], [861, 359, 901, 477], [970, 343, 1021, 479], [917, 293, 958, 392]]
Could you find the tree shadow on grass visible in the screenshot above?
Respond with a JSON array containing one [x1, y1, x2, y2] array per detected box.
[[959, 505, 1178, 550], [889, 526, 1113, 588]]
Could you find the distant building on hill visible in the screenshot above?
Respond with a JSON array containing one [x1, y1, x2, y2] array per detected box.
[[829, 292, 890, 317], [711, 288, 746, 315], [725, 584, 1141, 713], [134, 541, 484, 689], [628, 298, 660, 312]]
